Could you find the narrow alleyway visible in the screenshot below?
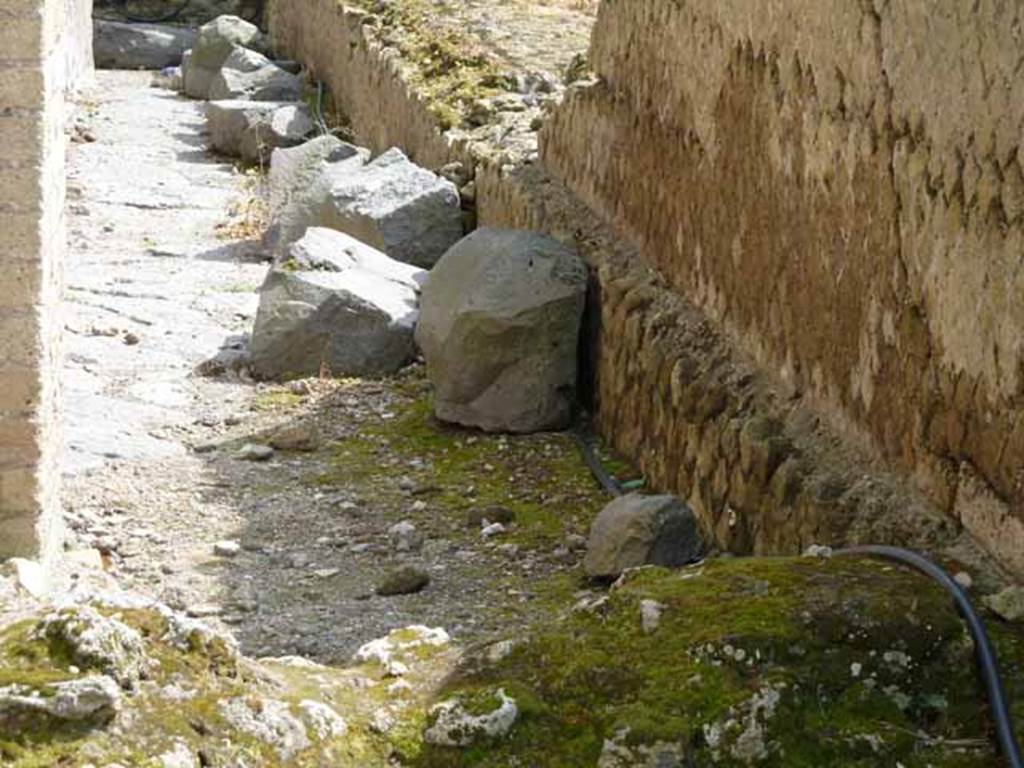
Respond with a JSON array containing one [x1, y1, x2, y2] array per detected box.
[[60, 71, 606, 663]]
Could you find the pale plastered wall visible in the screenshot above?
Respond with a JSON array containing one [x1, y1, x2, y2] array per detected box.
[[541, 0, 1024, 574], [0, 0, 92, 564]]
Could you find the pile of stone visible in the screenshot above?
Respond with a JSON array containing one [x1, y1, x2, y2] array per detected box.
[[171, 16, 310, 163], [244, 134, 463, 380], [162, 18, 588, 437]]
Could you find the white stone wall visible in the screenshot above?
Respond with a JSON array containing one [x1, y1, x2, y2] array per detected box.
[[0, 0, 92, 565]]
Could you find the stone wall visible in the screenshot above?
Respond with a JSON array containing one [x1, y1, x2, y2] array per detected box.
[[266, 0, 455, 170], [541, 0, 1024, 576], [266, 0, 1014, 573], [0, 0, 92, 564]]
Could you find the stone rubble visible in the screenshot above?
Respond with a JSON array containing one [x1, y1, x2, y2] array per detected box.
[[249, 227, 425, 380], [205, 100, 313, 163]]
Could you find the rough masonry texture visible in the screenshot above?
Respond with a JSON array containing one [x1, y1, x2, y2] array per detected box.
[[270, 1, 1021, 574], [0, 0, 92, 563], [539, 0, 1024, 575]]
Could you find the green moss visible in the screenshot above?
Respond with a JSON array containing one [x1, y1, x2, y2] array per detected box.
[[253, 389, 304, 411], [413, 556, 1024, 767], [313, 393, 623, 559], [347, 0, 506, 130]]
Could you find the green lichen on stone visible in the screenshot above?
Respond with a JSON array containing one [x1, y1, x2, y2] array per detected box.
[[414, 556, 1024, 767]]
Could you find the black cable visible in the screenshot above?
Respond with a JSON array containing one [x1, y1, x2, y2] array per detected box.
[[835, 545, 1023, 768], [571, 419, 624, 497], [572, 423, 1023, 766]]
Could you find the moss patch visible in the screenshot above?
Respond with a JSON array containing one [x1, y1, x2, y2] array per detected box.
[[414, 556, 1024, 767], [315, 393, 622, 551], [348, 0, 507, 130]]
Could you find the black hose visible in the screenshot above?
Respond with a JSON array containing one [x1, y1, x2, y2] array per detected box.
[[835, 545, 1023, 768], [572, 423, 1023, 765], [571, 420, 624, 497]]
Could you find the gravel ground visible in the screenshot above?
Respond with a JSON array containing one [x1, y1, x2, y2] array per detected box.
[[61, 70, 612, 665]]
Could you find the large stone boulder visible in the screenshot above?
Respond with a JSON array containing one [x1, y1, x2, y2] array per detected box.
[[205, 101, 313, 163], [208, 63, 302, 102], [316, 148, 462, 268], [415, 228, 587, 432], [93, 20, 197, 70], [250, 228, 426, 380], [182, 14, 264, 98], [264, 136, 369, 254], [583, 493, 704, 579]]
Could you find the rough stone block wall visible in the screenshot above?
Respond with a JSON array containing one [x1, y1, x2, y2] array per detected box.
[[0, 0, 92, 564], [541, 0, 1024, 575], [266, 0, 455, 170]]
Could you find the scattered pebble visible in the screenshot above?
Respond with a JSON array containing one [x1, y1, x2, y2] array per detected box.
[[214, 540, 241, 558], [235, 443, 274, 462], [376, 566, 431, 596], [640, 599, 664, 634], [481, 522, 506, 538], [953, 571, 973, 589], [984, 585, 1024, 622]]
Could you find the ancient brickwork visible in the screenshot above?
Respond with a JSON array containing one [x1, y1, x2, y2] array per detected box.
[[541, 0, 1024, 575], [0, 0, 92, 563]]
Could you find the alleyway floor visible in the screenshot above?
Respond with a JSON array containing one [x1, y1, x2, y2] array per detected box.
[[62, 70, 609, 663]]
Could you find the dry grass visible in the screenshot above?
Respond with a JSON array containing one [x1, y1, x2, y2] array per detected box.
[[215, 167, 269, 242]]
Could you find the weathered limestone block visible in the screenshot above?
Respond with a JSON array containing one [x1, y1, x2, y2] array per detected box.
[[264, 136, 370, 254], [415, 228, 587, 433], [208, 63, 302, 102], [93, 20, 197, 70], [182, 14, 264, 98], [250, 228, 425, 380], [316, 148, 463, 268], [205, 100, 312, 163]]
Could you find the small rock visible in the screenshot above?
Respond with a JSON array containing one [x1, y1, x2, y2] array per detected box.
[[802, 544, 834, 558], [984, 585, 1024, 622], [186, 604, 223, 618], [481, 522, 506, 538], [640, 599, 664, 634], [584, 494, 704, 580], [1, 558, 48, 598], [298, 700, 348, 740], [376, 566, 431, 596], [36, 607, 148, 689], [369, 707, 396, 734], [953, 571, 973, 589], [220, 697, 309, 760], [388, 520, 424, 552], [287, 380, 311, 395], [565, 533, 588, 552], [236, 443, 274, 461], [268, 423, 320, 452], [213, 540, 241, 558], [0, 675, 121, 726], [466, 506, 515, 527], [424, 688, 518, 747]]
